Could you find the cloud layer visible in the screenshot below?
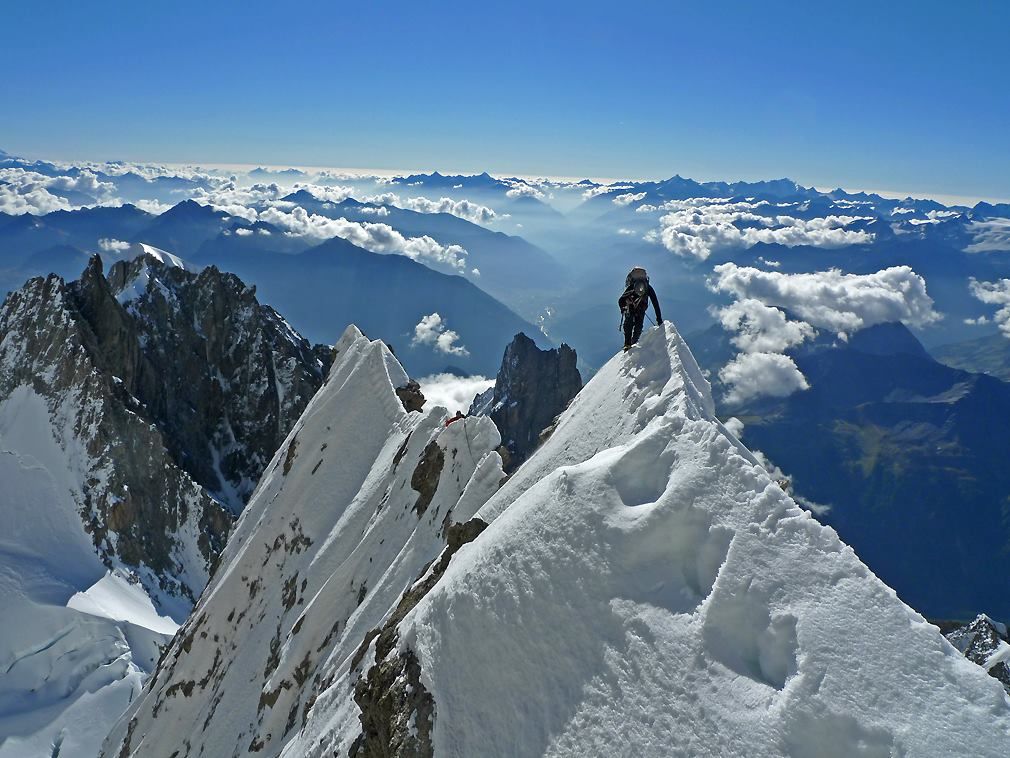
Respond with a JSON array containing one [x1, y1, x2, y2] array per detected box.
[[710, 264, 940, 404], [643, 199, 874, 260], [710, 264, 941, 334], [719, 352, 810, 405], [417, 373, 494, 413], [968, 278, 1010, 337], [398, 196, 497, 224], [260, 206, 469, 270]]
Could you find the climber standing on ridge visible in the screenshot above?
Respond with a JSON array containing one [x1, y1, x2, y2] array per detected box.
[[619, 266, 662, 351]]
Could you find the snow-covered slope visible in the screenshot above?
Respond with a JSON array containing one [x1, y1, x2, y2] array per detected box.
[[0, 254, 325, 756], [104, 324, 1010, 757], [0, 386, 179, 758], [102, 325, 504, 757]]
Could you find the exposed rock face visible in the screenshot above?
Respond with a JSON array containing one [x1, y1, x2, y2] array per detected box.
[[395, 379, 425, 413], [475, 332, 581, 471], [0, 252, 324, 608], [944, 615, 1010, 694], [103, 253, 325, 509]]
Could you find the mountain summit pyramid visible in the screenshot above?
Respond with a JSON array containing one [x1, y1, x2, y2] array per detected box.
[[104, 323, 1010, 757]]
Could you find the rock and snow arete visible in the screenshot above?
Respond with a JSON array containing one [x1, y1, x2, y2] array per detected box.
[[103, 323, 1010, 757]]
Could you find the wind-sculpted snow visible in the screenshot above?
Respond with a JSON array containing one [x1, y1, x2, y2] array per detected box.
[[102, 326, 506, 757], [105, 323, 1010, 758], [397, 325, 1010, 756]]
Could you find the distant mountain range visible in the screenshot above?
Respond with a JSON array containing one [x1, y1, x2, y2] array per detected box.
[[191, 235, 547, 377], [276, 190, 564, 312], [0, 200, 547, 377], [932, 332, 1010, 381]]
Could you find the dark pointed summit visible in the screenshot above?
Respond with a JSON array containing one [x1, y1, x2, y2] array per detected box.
[[474, 333, 582, 471]]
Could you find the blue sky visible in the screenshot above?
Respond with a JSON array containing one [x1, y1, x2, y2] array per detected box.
[[3, 0, 1008, 201]]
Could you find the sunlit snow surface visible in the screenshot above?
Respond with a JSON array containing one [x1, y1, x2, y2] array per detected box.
[[114, 243, 201, 305], [105, 324, 1010, 757], [0, 390, 176, 758]]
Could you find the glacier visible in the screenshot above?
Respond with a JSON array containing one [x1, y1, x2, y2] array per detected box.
[[101, 322, 1010, 757]]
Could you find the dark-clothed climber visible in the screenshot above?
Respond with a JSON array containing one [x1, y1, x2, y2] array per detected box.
[[618, 266, 662, 350]]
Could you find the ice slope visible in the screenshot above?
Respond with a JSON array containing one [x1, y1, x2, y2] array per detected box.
[[0, 388, 176, 758], [102, 326, 505, 758], [377, 324, 1010, 757], [104, 323, 1010, 758]]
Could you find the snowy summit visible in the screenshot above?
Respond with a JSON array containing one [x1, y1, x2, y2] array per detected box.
[[103, 323, 1010, 757]]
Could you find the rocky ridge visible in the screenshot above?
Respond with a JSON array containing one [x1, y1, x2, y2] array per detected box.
[[0, 251, 325, 608]]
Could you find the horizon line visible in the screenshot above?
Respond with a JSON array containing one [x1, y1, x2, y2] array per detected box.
[[8, 148, 1010, 209]]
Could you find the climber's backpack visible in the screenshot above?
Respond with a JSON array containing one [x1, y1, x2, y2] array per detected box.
[[625, 267, 650, 309]]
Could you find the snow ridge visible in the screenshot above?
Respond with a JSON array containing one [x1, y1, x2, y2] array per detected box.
[[103, 326, 505, 757], [104, 323, 1010, 758]]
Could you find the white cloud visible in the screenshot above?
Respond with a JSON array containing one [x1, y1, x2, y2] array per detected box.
[[417, 373, 494, 413], [234, 227, 254, 236], [505, 182, 545, 200], [723, 416, 745, 437], [582, 184, 634, 199], [710, 264, 940, 404], [134, 198, 173, 215], [99, 238, 131, 252], [412, 313, 469, 356], [310, 170, 386, 184], [617, 228, 636, 235], [709, 264, 941, 335], [295, 184, 355, 203], [358, 205, 390, 216], [400, 196, 497, 224], [47, 170, 117, 200], [719, 352, 809, 405], [0, 168, 75, 214], [189, 181, 283, 221], [968, 278, 1010, 337], [645, 199, 874, 260], [717, 298, 816, 353], [612, 191, 648, 206], [364, 192, 399, 206], [259, 206, 468, 270]]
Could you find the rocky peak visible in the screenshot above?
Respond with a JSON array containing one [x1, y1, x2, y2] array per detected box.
[[102, 252, 326, 508], [945, 614, 1010, 693], [473, 332, 582, 471], [0, 252, 326, 610]]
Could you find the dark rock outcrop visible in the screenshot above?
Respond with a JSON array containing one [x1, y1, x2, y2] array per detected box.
[[395, 380, 425, 413], [944, 615, 1010, 694], [473, 332, 581, 471]]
